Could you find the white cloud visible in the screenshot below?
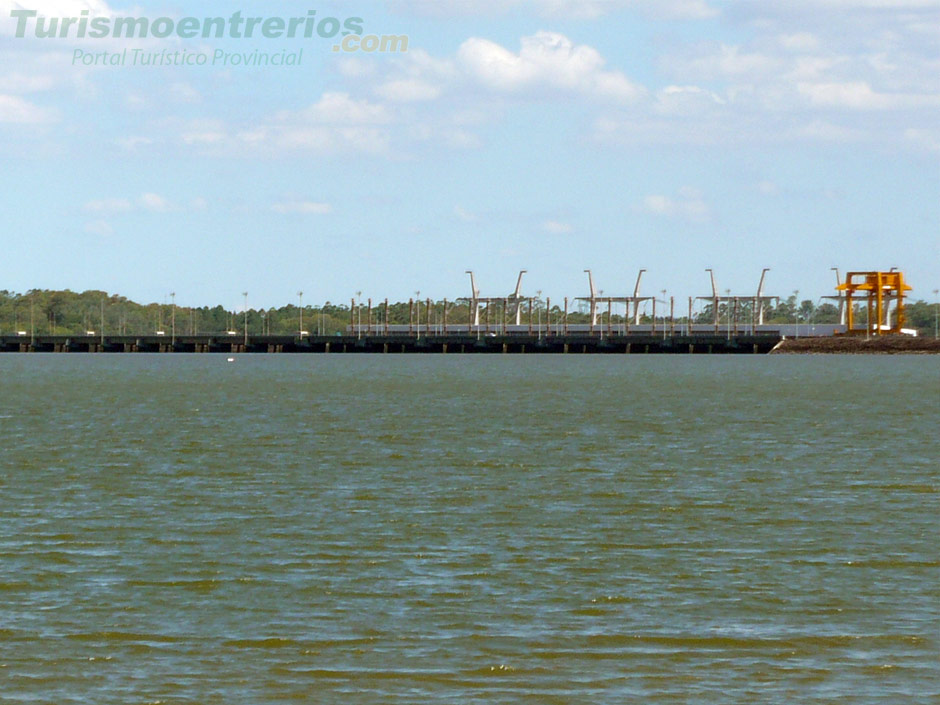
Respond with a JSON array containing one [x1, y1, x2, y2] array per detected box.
[[375, 78, 442, 103], [139, 193, 171, 212], [83, 220, 113, 237], [457, 31, 645, 102], [271, 201, 333, 215], [84, 193, 206, 215], [294, 92, 392, 124], [336, 57, 378, 79], [655, 85, 726, 116], [0, 94, 55, 123], [637, 0, 717, 20], [777, 32, 822, 52], [640, 187, 710, 221], [238, 93, 393, 154], [405, 116, 483, 149], [797, 81, 890, 109], [388, 0, 718, 20], [125, 93, 148, 110], [182, 131, 226, 145], [454, 205, 478, 222], [903, 127, 940, 154], [84, 197, 132, 214], [115, 15, 935, 159], [168, 82, 201, 104], [115, 135, 153, 150], [791, 119, 866, 142], [797, 81, 939, 110], [662, 43, 783, 81], [0, 72, 56, 93], [177, 118, 228, 145], [542, 220, 573, 234], [627, 0, 940, 153]]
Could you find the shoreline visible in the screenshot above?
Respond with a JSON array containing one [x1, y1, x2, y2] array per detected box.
[[771, 336, 940, 354]]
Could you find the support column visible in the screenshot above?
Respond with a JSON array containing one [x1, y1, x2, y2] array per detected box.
[[545, 297, 551, 338], [875, 272, 883, 335]]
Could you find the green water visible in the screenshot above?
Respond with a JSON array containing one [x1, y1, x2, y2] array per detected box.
[[1, 355, 938, 704]]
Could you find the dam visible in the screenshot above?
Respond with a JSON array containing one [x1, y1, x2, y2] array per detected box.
[[0, 325, 842, 355]]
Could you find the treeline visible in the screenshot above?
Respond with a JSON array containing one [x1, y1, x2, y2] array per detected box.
[[0, 289, 936, 336]]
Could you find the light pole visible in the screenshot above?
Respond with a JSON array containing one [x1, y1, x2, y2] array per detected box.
[[355, 290, 363, 340], [242, 292, 248, 347], [536, 289, 542, 339], [793, 289, 800, 338], [414, 290, 420, 338], [170, 292, 176, 346], [705, 268, 718, 331], [662, 289, 667, 340], [298, 291, 304, 336], [934, 289, 939, 340]]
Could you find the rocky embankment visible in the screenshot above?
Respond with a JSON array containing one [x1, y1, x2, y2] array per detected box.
[[771, 336, 940, 354]]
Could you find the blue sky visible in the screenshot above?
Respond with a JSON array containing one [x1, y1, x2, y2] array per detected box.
[[1, 0, 938, 310]]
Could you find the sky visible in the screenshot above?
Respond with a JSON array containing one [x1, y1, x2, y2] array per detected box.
[[1, 0, 938, 310]]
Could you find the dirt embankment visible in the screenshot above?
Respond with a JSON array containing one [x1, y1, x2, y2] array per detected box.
[[771, 336, 940, 354]]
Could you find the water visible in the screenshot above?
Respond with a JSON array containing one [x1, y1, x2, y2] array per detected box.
[[1, 355, 937, 704]]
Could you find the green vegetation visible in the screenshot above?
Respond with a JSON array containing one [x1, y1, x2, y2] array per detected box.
[[1, 289, 937, 337]]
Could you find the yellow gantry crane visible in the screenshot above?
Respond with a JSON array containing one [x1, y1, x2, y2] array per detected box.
[[836, 271, 912, 336]]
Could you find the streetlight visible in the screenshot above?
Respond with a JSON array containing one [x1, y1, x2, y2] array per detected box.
[[170, 292, 176, 346], [414, 290, 420, 337], [242, 292, 248, 346], [793, 289, 800, 338], [831, 267, 844, 326], [705, 268, 718, 331], [536, 289, 542, 339], [298, 291, 304, 336], [934, 289, 939, 340], [356, 290, 363, 340]]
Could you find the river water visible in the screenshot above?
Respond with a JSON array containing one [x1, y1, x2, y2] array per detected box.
[[1, 355, 937, 703]]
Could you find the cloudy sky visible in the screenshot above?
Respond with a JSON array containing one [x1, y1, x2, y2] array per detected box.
[[2, 0, 938, 309]]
